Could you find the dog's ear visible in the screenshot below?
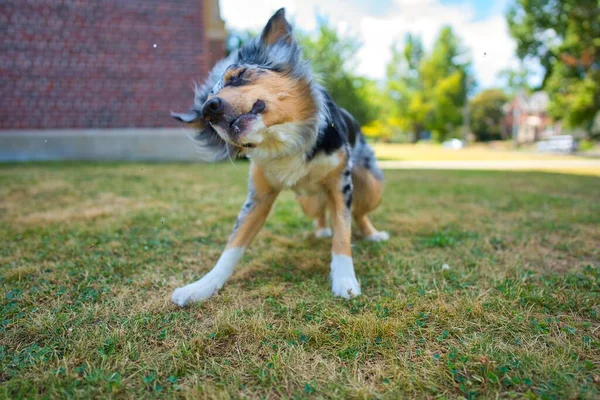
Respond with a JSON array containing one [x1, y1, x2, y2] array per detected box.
[[260, 8, 293, 46], [171, 110, 200, 123]]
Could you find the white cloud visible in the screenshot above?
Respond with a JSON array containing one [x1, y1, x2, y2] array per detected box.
[[219, 0, 520, 89], [219, 0, 296, 31], [460, 15, 518, 88]]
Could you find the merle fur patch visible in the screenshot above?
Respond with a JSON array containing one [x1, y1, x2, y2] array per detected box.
[[231, 179, 256, 235]]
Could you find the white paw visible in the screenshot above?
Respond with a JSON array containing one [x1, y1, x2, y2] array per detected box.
[[330, 254, 361, 299], [171, 247, 243, 307], [315, 227, 333, 238], [331, 275, 361, 299], [366, 231, 389, 242], [171, 277, 222, 307]]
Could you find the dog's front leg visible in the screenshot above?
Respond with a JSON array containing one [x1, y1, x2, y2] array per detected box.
[[171, 165, 279, 306], [326, 162, 361, 299]]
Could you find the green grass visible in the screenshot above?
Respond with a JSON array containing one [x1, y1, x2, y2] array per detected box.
[[1, 162, 599, 399]]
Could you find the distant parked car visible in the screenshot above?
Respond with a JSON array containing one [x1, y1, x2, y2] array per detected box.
[[442, 138, 465, 150], [537, 135, 576, 153]]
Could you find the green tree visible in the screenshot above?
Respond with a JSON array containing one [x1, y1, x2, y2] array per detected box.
[[404, 33, 425, 73], [386, 27, 472, 142], [386, 35, 426, 141], [299, 22, 377, 125], [420, 26, 471, 141], [507, 0, 600, 135], [226, 29, 256, 56], [469, 89, 509, 141], [498, 65, 531, 95]]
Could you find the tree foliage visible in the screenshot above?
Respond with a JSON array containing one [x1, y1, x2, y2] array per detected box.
[[298, 22, 378, 125], [385, 27, 472, 142], [226, 29, 256, 57], [498, 65, 531, 95], [507, 0, 600, 133], [469, 89, 509, 142]]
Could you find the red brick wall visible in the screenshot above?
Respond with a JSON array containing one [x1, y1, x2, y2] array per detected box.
[[1, 0, 220, 129], [208, 38, 225, 70]]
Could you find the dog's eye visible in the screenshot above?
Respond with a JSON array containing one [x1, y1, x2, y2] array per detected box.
[[226, 69, 248, 87]]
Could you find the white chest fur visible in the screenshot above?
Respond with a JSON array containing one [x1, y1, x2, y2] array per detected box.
[[255, 152, 341, 194]]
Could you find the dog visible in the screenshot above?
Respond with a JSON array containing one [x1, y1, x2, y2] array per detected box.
[[170, 8, 388, 306]]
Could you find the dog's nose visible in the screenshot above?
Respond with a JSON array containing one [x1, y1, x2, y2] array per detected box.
[[202, 98, 224, 121]]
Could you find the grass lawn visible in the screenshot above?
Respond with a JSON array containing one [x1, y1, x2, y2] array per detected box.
[[372, 143, 591, 162], [1, 162, 599, 399]]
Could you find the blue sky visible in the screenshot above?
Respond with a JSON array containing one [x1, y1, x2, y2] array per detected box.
[[440, 0, 511, 21], [343, 0, 512, 20], [220, 0, 524, 89]]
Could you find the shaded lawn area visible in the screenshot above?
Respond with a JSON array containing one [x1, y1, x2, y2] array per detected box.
[[1, 162, 599, 399]]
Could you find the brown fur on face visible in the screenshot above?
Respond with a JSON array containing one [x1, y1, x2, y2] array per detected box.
[[210, 70, 317, 128]]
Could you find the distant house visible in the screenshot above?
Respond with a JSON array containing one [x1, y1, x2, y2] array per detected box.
[[503, 91, 559, 144]]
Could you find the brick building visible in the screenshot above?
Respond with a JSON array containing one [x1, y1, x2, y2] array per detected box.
[[0, 0, 226, 130]]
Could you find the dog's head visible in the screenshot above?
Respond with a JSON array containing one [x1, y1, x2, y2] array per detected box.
[[173, 9, 322, 161]]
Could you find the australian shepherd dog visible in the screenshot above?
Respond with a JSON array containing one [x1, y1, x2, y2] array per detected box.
[[170, 8, 388, 306]]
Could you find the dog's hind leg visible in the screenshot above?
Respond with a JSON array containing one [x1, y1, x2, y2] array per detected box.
[[296, 193, 332, 238], [351, 166, 389, 242], [171, 165, 279, 306]]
